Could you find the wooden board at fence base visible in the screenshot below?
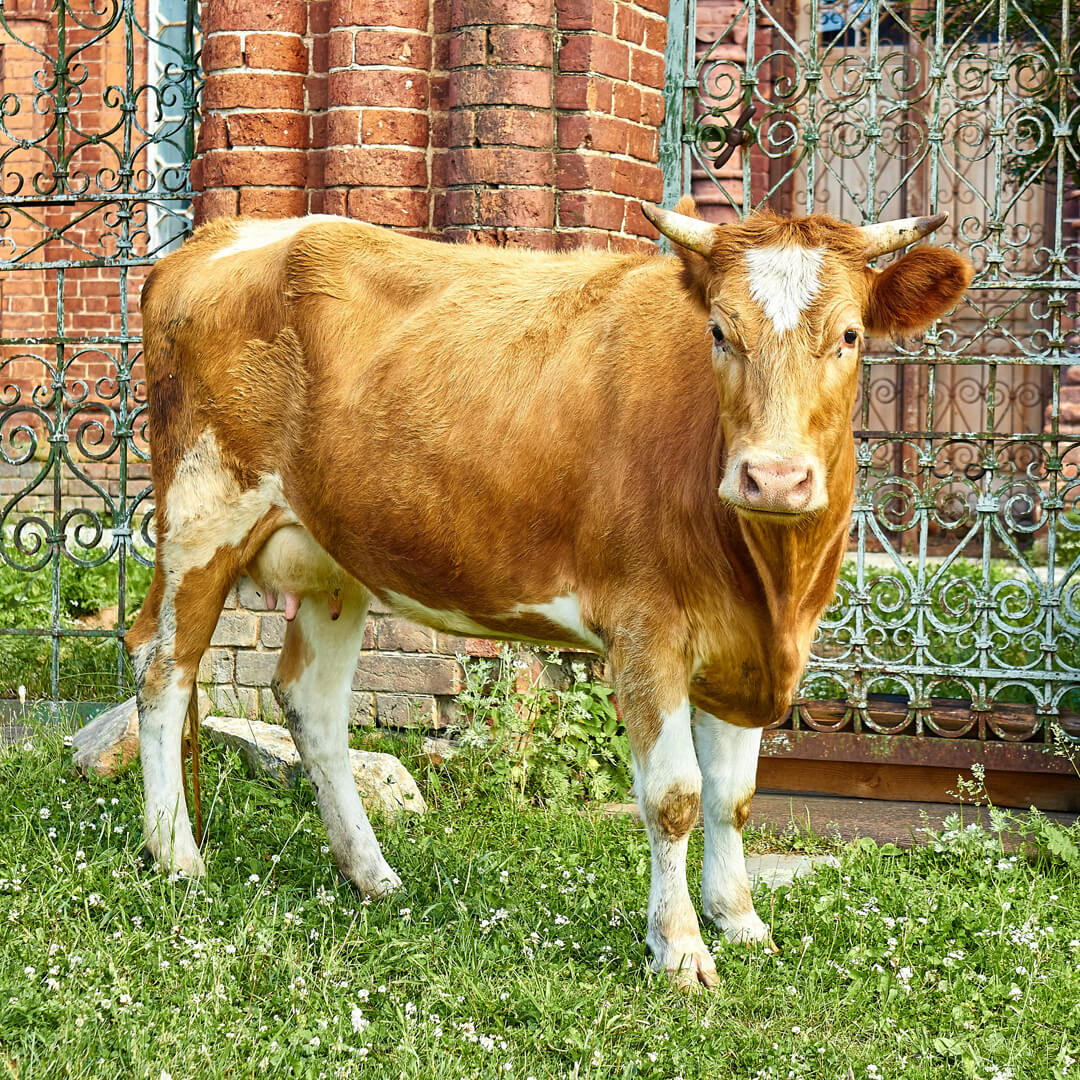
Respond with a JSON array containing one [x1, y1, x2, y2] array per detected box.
[[758, 758, 1080, 813]]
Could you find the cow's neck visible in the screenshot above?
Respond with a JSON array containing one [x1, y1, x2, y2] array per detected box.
[[734, 433, 854, 626]]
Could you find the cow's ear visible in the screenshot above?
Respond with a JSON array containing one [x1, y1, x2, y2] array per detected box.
[[668, 195, 712, 309], [863, 246, 974, 336]]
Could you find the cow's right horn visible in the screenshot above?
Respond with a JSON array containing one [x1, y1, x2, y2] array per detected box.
[[858, 212, 948, 258], [642, 203, 716, 257]]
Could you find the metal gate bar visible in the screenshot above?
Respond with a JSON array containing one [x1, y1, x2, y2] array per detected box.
[[0, 0, 199, 703], [662, 0, 1080, 752]]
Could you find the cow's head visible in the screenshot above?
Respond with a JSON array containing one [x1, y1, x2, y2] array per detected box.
[[645, 199, 974, 522]]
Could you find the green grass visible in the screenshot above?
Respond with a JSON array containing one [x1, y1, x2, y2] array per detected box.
[[0, 553, 152, 701], [2, 726, 1079, 1080]]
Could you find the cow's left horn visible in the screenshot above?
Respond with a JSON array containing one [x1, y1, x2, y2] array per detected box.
[[642, 203, 716, 257], [859, 212, 948, 258]]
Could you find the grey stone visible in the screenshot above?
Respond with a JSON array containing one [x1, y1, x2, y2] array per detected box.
[[68, 697, 141, 778], [421, 736, 457, 765], [210, 611, 259, 648], [235, 650, 280, 687], [260, 615, 286, 649], [746, 854, 840, 891], [349, 691, 376, 727], [198, 647, 235, 685], [259, 687, 284, 721], [375, 692, 439, 729], [201, 716, 426, 817]]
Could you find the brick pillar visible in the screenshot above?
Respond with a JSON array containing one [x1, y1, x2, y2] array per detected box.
[[322, 0, 431, 227], [553, 0, 666, 250], [195, 0, 310, 222], [442, 0, 557, 246]]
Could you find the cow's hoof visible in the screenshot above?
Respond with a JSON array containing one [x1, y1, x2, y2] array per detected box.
[[347, 858, 401, 897], [714, 910, 777, 952], [141, 837, 206, 879], [648, 940, 719, 991]]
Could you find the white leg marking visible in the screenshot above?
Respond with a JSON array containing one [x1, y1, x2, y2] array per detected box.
[[274, 596, 400, 897], [694, 712, 771, 946], [140, 668, 204, 876], [635, 700, 715, 987], [165, 430, 289, 563], [743, 245, 825, 334], [208, 214, 348, 261]]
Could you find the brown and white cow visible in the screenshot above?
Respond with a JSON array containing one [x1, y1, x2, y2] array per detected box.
[[126, 198, 972, 987]]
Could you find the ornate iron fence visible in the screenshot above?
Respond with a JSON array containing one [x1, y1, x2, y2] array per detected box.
[[662, 0, 1080, 760], [0, 0, 199, 703]]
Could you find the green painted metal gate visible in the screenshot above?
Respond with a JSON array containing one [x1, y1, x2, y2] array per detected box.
[[0, 0, 199, 705], [662, 0, 1080, 785]]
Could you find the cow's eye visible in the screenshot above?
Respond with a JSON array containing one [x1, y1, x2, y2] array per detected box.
[[711, 325, 725, 346], [843, 328, 859, 346]]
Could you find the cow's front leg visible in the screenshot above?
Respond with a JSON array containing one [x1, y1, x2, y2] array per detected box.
[[694, 713, 772, 947], [620, 676, 716, 989]]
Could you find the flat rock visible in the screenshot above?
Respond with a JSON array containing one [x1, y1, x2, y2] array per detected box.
[[420, 736, 457, 765], [201, 715, 426, 817], [746, 853, 840, 890], [68, 697, 140, 778]]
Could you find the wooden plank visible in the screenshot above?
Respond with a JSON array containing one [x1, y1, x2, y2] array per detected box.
[[746, 791, 1080, 848], [760, 727, 1078, 774], [758, 757, 1080, 812]]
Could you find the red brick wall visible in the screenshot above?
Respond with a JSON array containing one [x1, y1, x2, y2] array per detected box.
[[194, 0, 668, 250]]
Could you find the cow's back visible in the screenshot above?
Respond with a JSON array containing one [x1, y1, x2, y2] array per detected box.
[[141, 216, 720, 619]]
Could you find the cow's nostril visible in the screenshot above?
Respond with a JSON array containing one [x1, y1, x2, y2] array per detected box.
[[740, 462, 761, 499]]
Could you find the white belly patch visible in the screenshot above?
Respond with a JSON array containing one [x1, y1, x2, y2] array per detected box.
[[385, 591, 604, 653]]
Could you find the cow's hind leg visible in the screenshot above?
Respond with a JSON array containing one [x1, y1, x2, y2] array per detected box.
[[272, 589, 400, 896], [129, 550, 240, 877], [694, 713, 772, 946]]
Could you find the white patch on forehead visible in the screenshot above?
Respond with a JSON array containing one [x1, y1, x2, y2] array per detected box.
[[743, 245, 825, 334], [209, 214, 348, 261]]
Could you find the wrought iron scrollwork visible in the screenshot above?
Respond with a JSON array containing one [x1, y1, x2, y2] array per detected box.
[[0, 0, 198, 700], [678, 0, 1080, 742]]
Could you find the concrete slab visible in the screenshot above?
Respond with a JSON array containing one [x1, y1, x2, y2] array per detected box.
[[746, 852, 840, 890]]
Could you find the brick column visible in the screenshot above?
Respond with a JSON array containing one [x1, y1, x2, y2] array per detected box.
[[195, 0, 310, 221], [442, 0, 557, 246], [554, 0, 666, 250], [322, 0, 431, 227]]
